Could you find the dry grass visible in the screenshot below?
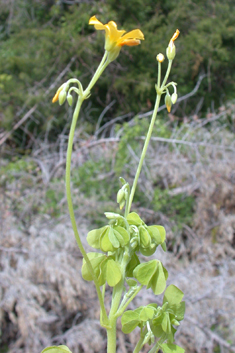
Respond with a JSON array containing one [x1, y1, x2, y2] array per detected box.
[[1, 104, 235, 353]]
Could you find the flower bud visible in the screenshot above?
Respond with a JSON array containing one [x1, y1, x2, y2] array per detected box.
[[166, 41, 176, 61], [165, 94, 172, 112], [67, 94, 73, 106], [166, 29, 180, 61], [117, 188, 125, 203], [171, 93, 178, 104], [59, 90, 67, 105], [156, 53, 165, 63]]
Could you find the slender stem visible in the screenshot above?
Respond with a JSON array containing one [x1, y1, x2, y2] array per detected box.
[[66, 96, 109, 326], [160, 60, 172, 89], [133, 328, 148, 353], [157, 61, 161, 89], [116, 285, 143, 317], [127, 93, 161, 214], [83, 51, 108, 97]]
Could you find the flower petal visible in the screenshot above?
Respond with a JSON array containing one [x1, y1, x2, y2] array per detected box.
[[52, 87, 63, 103], [119, 39, 141, 47], [89, 16, 106, 30], [107, 21, 126, 42], [121, 29, 144, 41]]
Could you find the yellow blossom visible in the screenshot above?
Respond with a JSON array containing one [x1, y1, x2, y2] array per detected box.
[[89, 16, 144, 61], [52, 87, 63, 103], [166, 29, 180, 61]]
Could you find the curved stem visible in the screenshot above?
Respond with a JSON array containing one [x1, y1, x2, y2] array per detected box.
[[133, 328, 148, 353], [66, 96, 109, 326], [83, 51, 108, 97], [127, 93, 161, 214], [116, 285, 143, 317], [161, 60, 172, 89]]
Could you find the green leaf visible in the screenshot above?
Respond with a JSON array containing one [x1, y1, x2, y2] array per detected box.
[[81, 253, 106, 281], [163, 285, 184, 306], [100, 227, 115, 252], [108, 227, 120, 248], [114, 226, 130, 246], [106, 259, 122, 287], [127, 212, 143, 226], [126, 278, 138, 287], [140, 244, 157, 256], [161, 242, 167, 252], [148, 261, 167, 295], [139, 226, 151, 248], [41, 346, 72, 353], [87, 226, 108, 249], [126, 253, 140, 277], [161, 312, 172, 334], [133, 260, 157, 286], [148, 225, 162, 244], [171, 302, 185, 321], [121, 310, 140, 334], [160, 343, 185, 353], [139, 307, 155, 321]]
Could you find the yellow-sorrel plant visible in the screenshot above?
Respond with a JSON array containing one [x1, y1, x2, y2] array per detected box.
[[42, 16, 185, 353]]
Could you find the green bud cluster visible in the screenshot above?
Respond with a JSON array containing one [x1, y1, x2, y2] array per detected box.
[[121, 284, 185, 347]]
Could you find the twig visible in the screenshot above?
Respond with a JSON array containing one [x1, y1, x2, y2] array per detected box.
[[185, 316, 235, 352]]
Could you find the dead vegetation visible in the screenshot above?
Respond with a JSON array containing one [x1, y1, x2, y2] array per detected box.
[[1, 103, 235, 353]]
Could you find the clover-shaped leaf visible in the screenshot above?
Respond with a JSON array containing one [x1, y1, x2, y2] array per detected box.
[[106, 259, 122, 287], [41, 346, 72, 353], [163, 285, 185, 321], [133, 260, 167, 295], [148, 225, 166, 244], [121, 310, 141, 334], [100, 226, 115, 252], [139, 226, 151, 248], [87, 226, 108, 249], [127, 212, 143, 226], [81, 252, 106, 284], [139, 306, 155, 322], [126, 253, 140, 277]]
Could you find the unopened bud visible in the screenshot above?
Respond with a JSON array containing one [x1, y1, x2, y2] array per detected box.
[[171, 93, 178, 104], [165, 94, 172, 112], [59, 90, 67, 105], [166, 41, 176, 61], [156, 53, 165, 63], [117, 188, 125, 203], [67, 94, 73, 106]]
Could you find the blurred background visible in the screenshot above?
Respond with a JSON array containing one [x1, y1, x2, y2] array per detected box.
[[1, 1, 235, 353]]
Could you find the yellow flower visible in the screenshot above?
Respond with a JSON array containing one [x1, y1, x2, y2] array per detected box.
[[166, 29, 180, 61], [52, 86, 63, 103], [89, 16, 144, 61]]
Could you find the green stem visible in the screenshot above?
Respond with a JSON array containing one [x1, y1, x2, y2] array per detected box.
[[160, 60, 172, 89], [128, 93, 161, 214], [83, 51, 108, 97], [133, 328, 148, 353], [116, 285, 143, 317], [66, 96, 109, 327]]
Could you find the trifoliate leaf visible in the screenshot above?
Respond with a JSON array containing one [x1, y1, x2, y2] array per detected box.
[[163, 285, 184, 306], [108, 227, 120, 248], [87, 226, 108, 249], [106, 259, 122, 287], [100, 226, 115, 252], [81, 253, 106, 281], [148, 225, 162, 244], [139, 307, 155, 322], [149, 261, 167, 295], [121, 310, 140, 334], [160, 343, 185, 353], [127, 212, 143, 226], [114, 226, 130, 246], [133, 260, 157, 286], [139, 226, 151, 248], [126, 253, 140, 277]]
